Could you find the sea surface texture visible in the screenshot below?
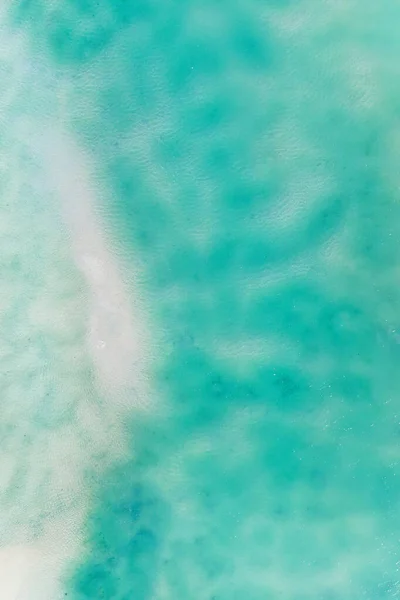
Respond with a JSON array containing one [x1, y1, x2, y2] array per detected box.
[[1, 1, 400, 598]]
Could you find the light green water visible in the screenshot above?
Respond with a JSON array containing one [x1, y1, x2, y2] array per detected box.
[[2, 1, 400, 598]]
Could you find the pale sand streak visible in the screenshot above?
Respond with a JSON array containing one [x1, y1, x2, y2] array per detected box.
[[37, 127, 149, 400]]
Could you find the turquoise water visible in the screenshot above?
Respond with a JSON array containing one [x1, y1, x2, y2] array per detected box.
[[3, 1, 400, 598]]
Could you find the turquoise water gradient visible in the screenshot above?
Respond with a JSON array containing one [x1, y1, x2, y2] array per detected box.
[[5, 1, 400, 598]]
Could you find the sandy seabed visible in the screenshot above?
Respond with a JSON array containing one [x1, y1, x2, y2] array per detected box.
[[0, 121, 150, 599]]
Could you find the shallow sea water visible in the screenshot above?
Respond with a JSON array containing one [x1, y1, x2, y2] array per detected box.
[[2, 1, 400, 598]]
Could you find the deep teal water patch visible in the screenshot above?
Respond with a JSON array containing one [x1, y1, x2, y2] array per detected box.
[[67, 464, 168, 600], [8, 0, 400, 598], [9, 0, 147, 64]]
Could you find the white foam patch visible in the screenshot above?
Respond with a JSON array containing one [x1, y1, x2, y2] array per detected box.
[[0, 505, 85, 600], [0, 546, 36, 599]]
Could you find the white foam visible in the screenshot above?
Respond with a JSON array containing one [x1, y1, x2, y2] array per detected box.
[[0, 545, 37, 599], [0, 509, 85, 600]]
